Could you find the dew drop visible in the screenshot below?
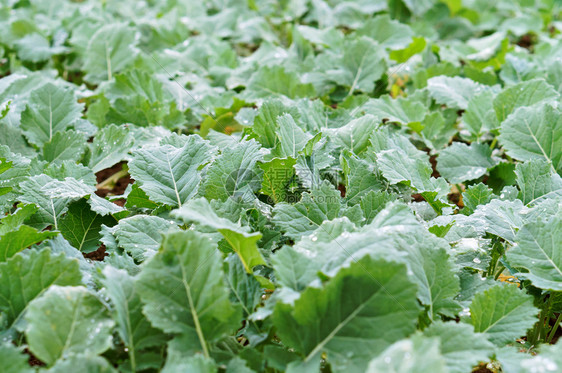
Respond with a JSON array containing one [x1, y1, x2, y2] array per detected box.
[[473, 257, 481, 264]]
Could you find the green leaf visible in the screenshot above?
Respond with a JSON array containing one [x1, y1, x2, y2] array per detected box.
[[20, 83, 84, 147], [15, 33, 67, 62], [244, 66, 315, 101], [361, 95, 426, 126], [19, 175, 71, 230], [83, 23, 139, 83], [172, 198, 266, 272], [507, 214, 562, 291], [469, 285, 539, 345], [0, 225, 58, 262], [129, 135, 215, 207], [203, 139, 263, 202], [251, 99, 300, 149], [423, 321, 494, 373], [437, 142, 497, 183], [367, 334, 447, 373], [272, 181, 350, 239], [101, 267, 166, 372], [377, 148, 448, 195], [48, 354, 117, 373], [0, 249, 82, 331], [137, 231, 241, 357], [389, 36, 426, 63], [42, 130, 87, 164], [273, 114, 311, 158], [112, 215, 175, 261], [88, 124, 134, 174], [162, 352, 217, 373], [329, 115, 378, 155], [273, 256, 420, 371], [0, 343, 33, 373], [462, 183, 494, 214], [461, 90, 498, 137], [499, 104, 562, 172], [259, 157, 296, 203], [329, 36, 386, 96], [493, 79, 559, 123], [124, 184, 159, 209], [59, 199, 116, 253], [357, 15, 413, 49], [427, 76, 487, 110], [473, 199, 527, 243], [0, 203, 38, 236], [342, 153, 385, 205], [515, 159, 562, 206], [25, 285, 114, 366]]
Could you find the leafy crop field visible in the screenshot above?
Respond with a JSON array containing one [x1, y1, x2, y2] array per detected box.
[[1, 0, 562, 372]]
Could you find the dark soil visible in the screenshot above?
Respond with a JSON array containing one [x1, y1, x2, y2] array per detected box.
[[517, 34, 534, 50], [95, 161, 134, 198], [24, 348, 45, 367], [83, 244, 108, 261]]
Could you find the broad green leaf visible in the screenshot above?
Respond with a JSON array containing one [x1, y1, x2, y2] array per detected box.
[[328, 37, 386, 96], [469, 285, 539, 345], [42, 130, 87, 164], [399, 232, 461, 319], [129, 135, 215, 207], [473, 199, 527, 243], [244, 66, 315, 101], [83, 23, 139, 83], [367, 335, 447, 373], [203, 139, 263, 202], [162, 351, 217, 373], [389, 36, 426, 63], [359, 190, 397, 224], [493, 79, 559, 123], [87, 194, 125, 216], [88, 124, 134, 174], [101, 267, 166, 372], [507, 215, 562, 290], [259, 157, 296, 203], [124, 184, 159, 209], [112, 215, 175, 261], [15, 33, 67, 62], [0, 343, 33, 373], [361, 95, 426, 125], [273, 114, 311, 158], [59, 199, 116, 253], [48, 354, 117, 373], [462, 183, 494, 214], [20, 83, 84, 147], [515, 159, 562, 206], [461, 90, 498, 137], [499, 104, 562, 172], [0, 249, 82, 331], [25, 286, 114, 366], [251, 99, 300, 148], [329, 115, 378, 154], [342, 153, 385, 205], [136, 231, 241, 356], [172, 198, 266, 272], [427, 76, 486, 110], [0, 203, 38, 236], [19, 175, 70, 230], [437, 142, 497, 183], [423, 321, 494, 373], [357, 15, 413, 49], [272, 181, 351, 239], [273, 256, 420, 371], [377, 148, 448, 195], [41, 177, 95, 199], [0, 225, 57, 261]]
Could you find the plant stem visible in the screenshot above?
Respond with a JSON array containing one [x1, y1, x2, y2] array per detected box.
[[547, 313, 562, 344], [489, 137, 498, 149], [96, 169, 129, 190]]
